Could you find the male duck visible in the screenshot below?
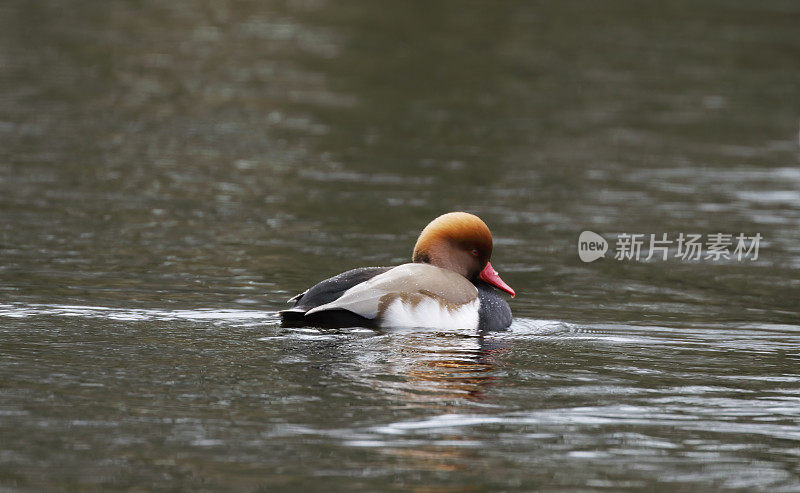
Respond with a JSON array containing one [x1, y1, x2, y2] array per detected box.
[[280, 212, 515, 330]]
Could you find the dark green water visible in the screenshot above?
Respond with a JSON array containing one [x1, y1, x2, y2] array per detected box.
[[1, 0, 799, 490]]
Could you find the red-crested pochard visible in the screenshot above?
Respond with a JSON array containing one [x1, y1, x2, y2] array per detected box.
[[280, 212, 515, 330]]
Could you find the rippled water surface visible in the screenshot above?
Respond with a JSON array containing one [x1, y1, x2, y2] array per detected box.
[[1, 0, 799, 490]]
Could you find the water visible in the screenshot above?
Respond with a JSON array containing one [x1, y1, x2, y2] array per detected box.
[[1, 0, 799, 490]]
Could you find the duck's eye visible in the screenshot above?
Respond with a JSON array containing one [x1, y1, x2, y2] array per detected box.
[[471, 249, 479, 256]]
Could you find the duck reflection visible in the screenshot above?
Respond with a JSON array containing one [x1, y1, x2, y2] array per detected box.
[[289, 328, 513, 479], [397, 334, 505, 403], [337, 329, 511, 477], [344, 328, 510, 406]]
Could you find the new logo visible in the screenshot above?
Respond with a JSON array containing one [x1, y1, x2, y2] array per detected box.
[[578, 231, 608, 263]]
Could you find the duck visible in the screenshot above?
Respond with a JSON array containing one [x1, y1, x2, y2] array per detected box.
[[279, 212, 515, 331]]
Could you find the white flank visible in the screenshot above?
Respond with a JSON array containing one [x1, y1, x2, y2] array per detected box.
[[381, 297, 480, 330]]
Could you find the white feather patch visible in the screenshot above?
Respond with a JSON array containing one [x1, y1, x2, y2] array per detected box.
[[380, 296, 480, 330]]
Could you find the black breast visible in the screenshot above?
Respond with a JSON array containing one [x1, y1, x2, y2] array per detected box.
[[476, 281, 513, 331]]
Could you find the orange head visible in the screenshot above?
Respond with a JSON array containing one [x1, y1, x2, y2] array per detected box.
[[412, 212, 514, 296]]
